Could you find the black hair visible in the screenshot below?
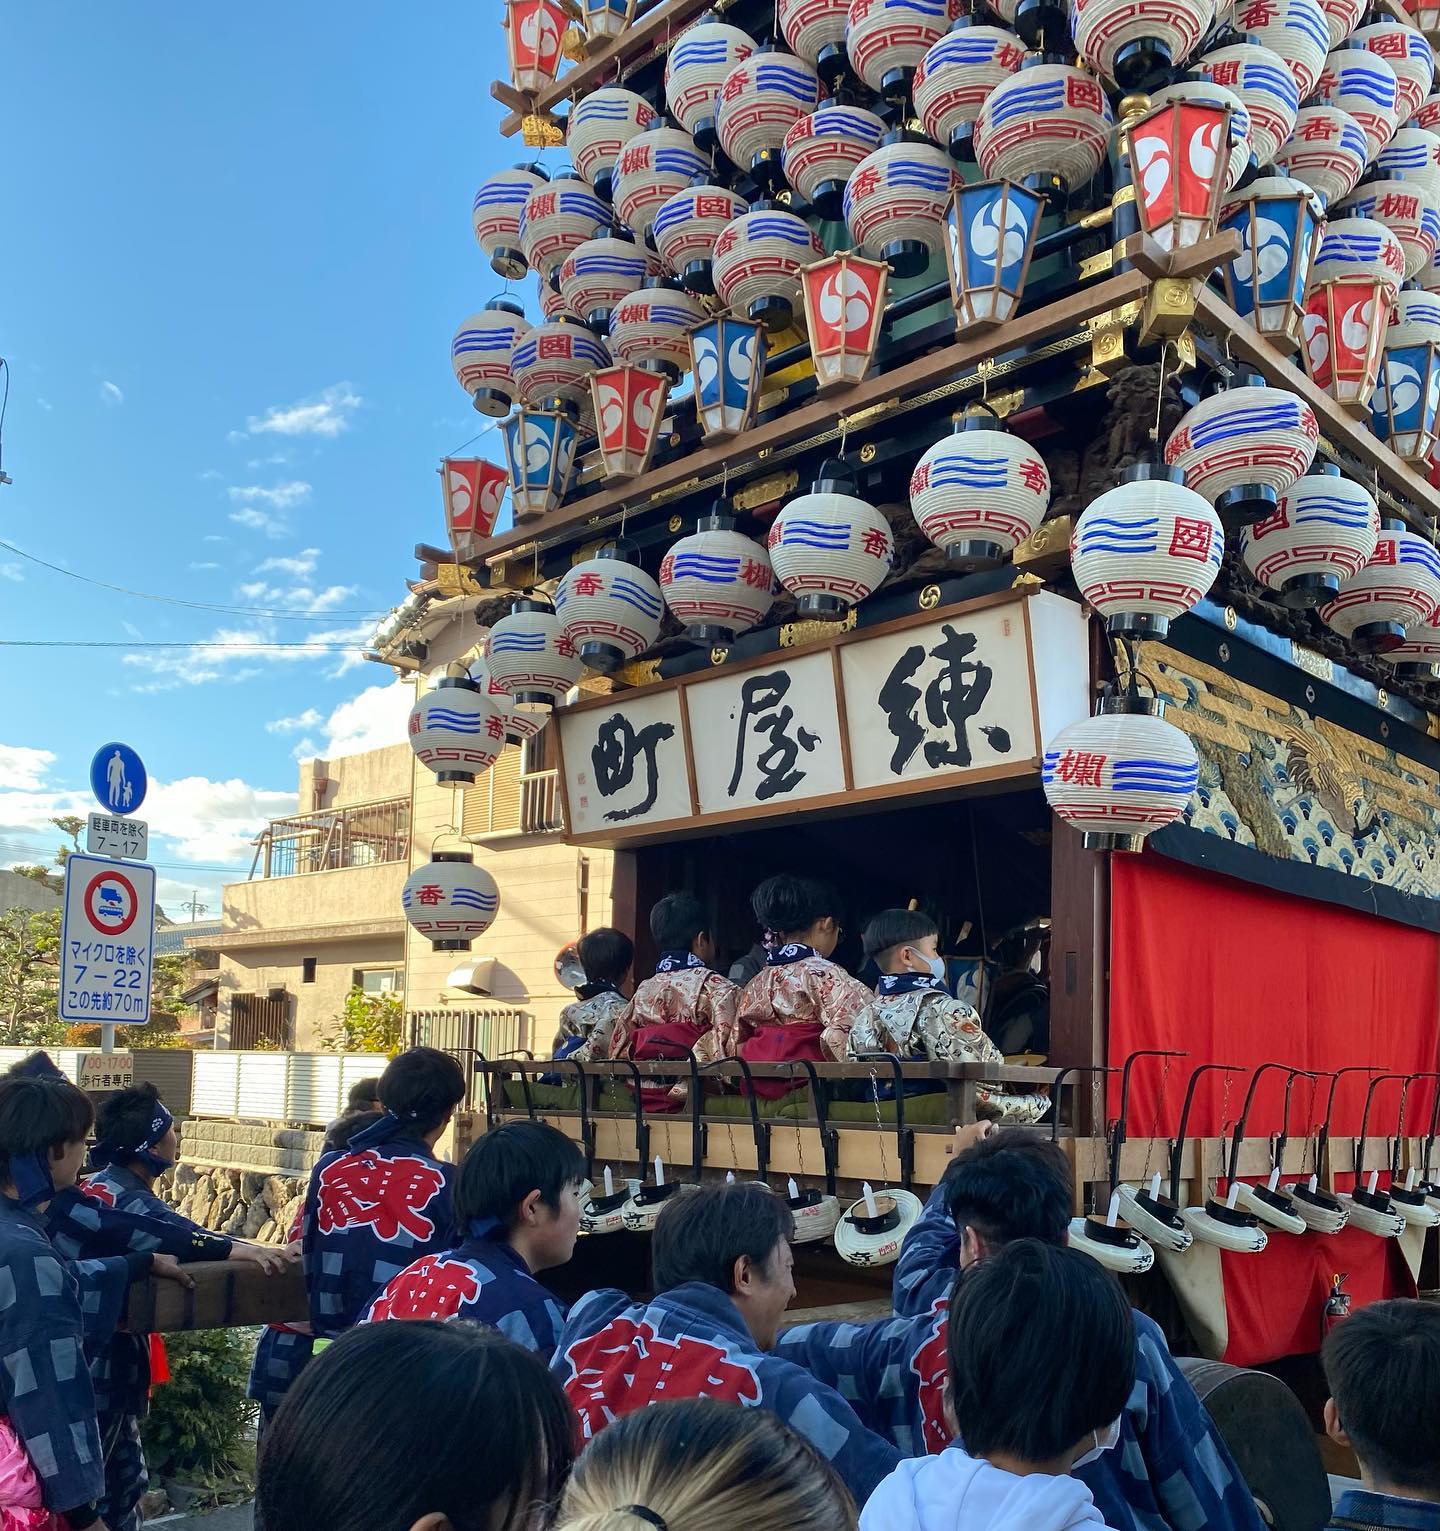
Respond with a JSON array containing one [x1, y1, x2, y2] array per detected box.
[[650, 894, 708, 954], [750, 874, 844, 939], [578, 926, 635, 985], [0, 1077, 94, 1180], [94, 1081, 168, 1150], [258, 1321, 574, 1531], [6, 1052, 66, 1083], [942, 1129, 1072, 1248], [1323, 1299, 1440, 1495], [324, 1109, 383, 1154], [376, 1047, 466, 1136], [455, 1120, 586, 1230], [862, 908, 939, 964], [651, 1182, 795, 1295], [948, 1238, 1135, 1462], [346, 1077, 382, 1111]]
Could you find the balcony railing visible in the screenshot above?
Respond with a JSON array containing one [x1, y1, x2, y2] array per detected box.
[[251, 797, 411, 879], [463, 763, 562, 839]]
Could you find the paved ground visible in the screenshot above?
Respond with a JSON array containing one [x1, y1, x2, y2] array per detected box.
[[150, 1504, 254, 1531]]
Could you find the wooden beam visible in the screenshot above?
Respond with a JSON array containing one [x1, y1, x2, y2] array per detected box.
[[1048, 822, 1109, 1136]]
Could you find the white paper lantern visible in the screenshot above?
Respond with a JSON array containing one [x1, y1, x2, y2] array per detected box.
[[1337, 181, 1440, 281], [1313, 47, 1401, 161], [779, 0, 853, 79], [1350, 21, 1436, 123], [1321, 528, 1440, 650], [652, 184, 750, 293], [608, 286, 709, 380], [519, 172, 610, 282], [1071, 0, 1216, 89], [558, 237, 656, 332], [716, 46, 822, 188], [451, 301, 530, 419], [613, 127, 710, 244], [660, 511, 776, 641], [1318, 0, 1364, 47], [664, 19, 757, 147], [1417, 88, 1440, 131], [1376, 127, 1440, 204], [408, 676, 506, 784], [511, 320, 612, 416], [768, 460, 894, 615], [538, 272, 568, 322], [1071, 465, 1223, 637], [402, 853, 500, 952], [1274, 106, 1370, 209], [568, 88, 659, 203], [1042, 696, 1199, 852], [473, 164, 550, 279], [1151, 80, 1254, 190], [845, 138, 959, 277], [1381, 617, 1440, 675], [556, 546, 665, 673], [914, 23, 1027, 159], [782, 105, 888, 221], [1239, 466, 1381, 606], [713, 207, 827, 331], [485, 596, 582, 711], [909, 420, 1050, 569], [467, 651, 549, 744], [1195, 45, 1301, 170], [1312, 215, 1409, 295], [975, 62, 1115, 200], [846, 0, 960, 100], [1232, 0, 1331, 99]]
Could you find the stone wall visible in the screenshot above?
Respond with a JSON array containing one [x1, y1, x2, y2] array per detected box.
[[161, 1117, 329, 1245]]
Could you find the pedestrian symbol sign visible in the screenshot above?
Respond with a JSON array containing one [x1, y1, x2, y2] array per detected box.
[[89, 742, 148, 816], [60, 853, 156, 1025]]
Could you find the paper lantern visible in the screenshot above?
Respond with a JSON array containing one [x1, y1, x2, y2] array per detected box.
[[1164, 380, 1320, 522], [660, 510, 776, 641], [1320, 0, 1364, 48], [713, 207, 827, 331], [1220, 175, 1323, 350], [801, 252, 889, 390], [664, 19, 756, 148], [519, 172, 610, 283], [1376, 127, 1440, 204], [1195, 45, 1301, 170], [403, 853, 500, 952], [910, 417, 1050, 570], [716, 46, 822, 190], [944, 178, 1045, 331], [557, 236, 655, 334], [590, 363, 671, 482], [1071, 0, 1216, 91], [1381, 618, 1440, 676], [608, 286, 709, 380], [473, 164, 550, 279], [567, 88, 658, 202], [1418, 87, 1440, 130], [783, 106, 888, 221], [768, 460, 894, 615], [613, 127, 709, 245], [451, 301, 530, 418], [1233, 0, 1331, 99], [538, 272, 568, 321], [466, 651, 549, 744], [506, 0, 570, 95], [844, 137, 959, 277], [1042, 694, 1199, 852], [1351, 21, 1436, 123], [914, 22, 1027, 160], [975, 61, 1115, 204], [1337, 181, 1440, 281], [556, 545, 664, 673], [510, 320, 611, 417], [1373, 289, 1440, 461], [1311, 216, 1408, 295], [779, 0, 853, 82], [1127, 98, 1231, 253], [1419, 251, 1440, 292], [485, 596, 582, 710], [1239, 465, 1381, 606], [500, 407, 580, 523], [652, 184, 750, 294], [1320, 528, 1440, 650], [1071, 465, 1223, 637], [689, 314, 768, 440], [1304, 278, 1396, 409], [582, 0, 638, 46], [1313, 47, 1401, 162], [1150, 81, 1252, 191], [1274, 106, 1369, 209], [408, 675, 505, 785], [441, 457, 508, 556], [846, 0, 961, 102]]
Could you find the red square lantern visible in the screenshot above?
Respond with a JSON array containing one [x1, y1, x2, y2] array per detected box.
[[799, 253, 889, 392], [506, 0, 575, 95], [1302, 278, 1395, 412], [589, 364, 671, 482], [440, 458, 508, 560], [1127, 99, 1231, 255]]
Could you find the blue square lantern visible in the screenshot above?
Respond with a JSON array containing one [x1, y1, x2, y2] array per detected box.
[[1219, 175, 1322, 355], [1373, 342, 1440, 466], [687, 313, 768, 443], [582, 0, 636, 45], [500, 405, 580, 524], [943, 179, 1045, 336]]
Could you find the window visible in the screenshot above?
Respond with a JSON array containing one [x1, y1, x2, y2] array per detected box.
[[302, 957, 317, 984], [356, 968, 404, 995]]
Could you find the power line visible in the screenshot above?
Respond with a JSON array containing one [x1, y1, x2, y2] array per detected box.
[[0, 640, 363, 651]]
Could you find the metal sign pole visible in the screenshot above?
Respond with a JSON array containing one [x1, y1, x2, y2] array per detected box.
[[101, 1023, 116, 1056]]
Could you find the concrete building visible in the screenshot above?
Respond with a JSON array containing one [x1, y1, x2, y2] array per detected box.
[[0, 870, 62, 916]]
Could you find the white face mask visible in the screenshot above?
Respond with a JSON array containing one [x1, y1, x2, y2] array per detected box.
[[1072, 1417, 1122, 1470], [910, 949, 947, 985]]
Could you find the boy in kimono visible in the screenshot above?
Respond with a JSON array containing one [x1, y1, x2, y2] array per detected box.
[[849, 909, 1050, 1124], [362, 1120, 584, 1359], [555, 927, 634, 1064], [302, 1047, 466, 1337], [552, 1181, 899, 1508]]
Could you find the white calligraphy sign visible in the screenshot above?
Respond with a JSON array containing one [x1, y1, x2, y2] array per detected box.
[[559, 688, 691, 835]]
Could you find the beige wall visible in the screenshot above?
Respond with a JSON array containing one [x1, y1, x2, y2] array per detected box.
[[223, 858, 407, 931], [298, 743, 408, 811]]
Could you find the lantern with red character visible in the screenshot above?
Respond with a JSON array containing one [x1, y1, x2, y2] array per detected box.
[[1071, 0, 1217, 91], [1351, 21, 1435, 123], [769, 459, 894, 615], [505, 0, 573, 95], [403, 852, 500, 952], [914, 22, 1027, 162], [556, 544, 665, 673], [467, 651, 548, 746], [1196, 45, 1300, 169], [1312, 216, 1408, 296], [510, 320, 612, 418], [452, 301, 530, 418], [800, 252, 889, 391], [660, 509, 776, 643], [1320, 526, 1440, 652], [567, 88, 658, 203], [1274, 106, 1369, 211], [589, 364, 671, 482], [408, 670, 505, 786], [1313, 46, 1402, 161], [1126, 97, 1231, 253], [846, 0, 962, 106], [664, 19, 756, 149], [716, 45, 822, 191], [473, 163, 550, 280], [608, 286, 709, 381], [975, 61, 1114, 206], [1321, 0, 1364, 47], [845, 138, 959, 278], [1233, 0, 1330, 98], [713, 207, 827, 332], [782, 105, 888, 221], [1376, 128, 1440, 205], [613, 128, 710, 246], [1337, 180, 1440, 282], [558, 236, 656, 334], [652, 184, 750, 295], [486, 595, 583, 712], [1239, 465, 1380, 607], [519, 172, 609, 284], [778, 0, 852, 84]]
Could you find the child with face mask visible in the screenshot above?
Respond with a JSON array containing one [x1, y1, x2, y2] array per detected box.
[[849, 910, 1048, 1124]]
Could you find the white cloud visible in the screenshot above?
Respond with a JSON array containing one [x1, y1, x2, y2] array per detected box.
[[99, 381, 124, 406], [202, 534, 228, 544], [266, 708, 323, 735], [246, 452, 292, 468], [254, 548, 320, 578], [311, 680, 413, 759], [227, 481, 311, 510], [189, 561, 220, 571], [198, 469, 223, 482], [244, 383, 361, 440], [146, 775, 297, 863], [229, 507, 287, 538], [122, 617, 373, 690], [35, 398, 52, 413], [0, 564, 22, 583], [0, 746, 56, 792]]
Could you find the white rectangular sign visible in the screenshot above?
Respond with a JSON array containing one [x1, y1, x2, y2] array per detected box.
[[60, 854, 156, 1025], [86, 812, 149, 861], [76, 1052, 135, 1091]]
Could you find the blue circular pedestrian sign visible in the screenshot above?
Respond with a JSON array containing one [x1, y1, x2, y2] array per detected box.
[[90, 743, 147, 815]]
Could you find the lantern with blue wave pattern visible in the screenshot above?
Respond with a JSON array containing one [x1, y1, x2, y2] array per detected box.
[[943, 179, 1044, 332], [846, 0, 961, 104], [506, 0, 572, 96], [1234, 0, 1331, 99], [1303, 278, 1396, 409], [914, 22, 1027, 162], [660, 509, 776, 642], [408, 671, 505, 785], [466, 651, 549, 746], [714, 207, 826, 331], [568, 88, 657, 203], [717, 45, 822, 191], [1312, 216, 1408, 294], [1320, 526, 1440, 651], [609, 285, 709, 380], [688, 313, 768, 441], [1376, 127, 1440, 205], [520, 171, 609, 284], [1196, 45, 1300, 169], [582, 0, 637, 46], [1127, 98, 1232, 252], [769, 459, 894, 615], [975, 61, 1115, 205], [779, 0, 852, 83], [510, 320, 612, 418], [473, 163, 550, 279], [664, 19, 756, 149], [1239, 465, 1380, 607], [1149, 80, 1252, 191], [1381, 619, 1440, 678], [845, 137, 959, 278], [1351, 22, 1435, 123], [910, 417, 1050, 570], [1337, 180, 1440, 282], [1070, 465, 1223, 638], [613, 127, 710, 246], [783, 105, 888, 221], [1274, 106, 1369, 210], [452, 300, 530, 418], [556, 544, 665, 673], [1313, 46, 1402, 162], [801, 252, 889, 389], [590, 363, 671, 482], [1071, 0, 1216, 91], [1320, 0, 1363, 48], [485, 595, 582, 711], [403, 852, 501, 952], [1373, 290, 1440, 463], [653, 185, 750, 296], [500, 407, 580, 523], [558, 236, 656, 334], [1220, 175, 1322, 351], [1042, 694, 1199, 853]]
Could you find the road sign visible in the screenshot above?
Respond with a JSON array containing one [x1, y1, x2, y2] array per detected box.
[[90, 742, 148, 816], [76, 1052, 135, 1091], [60, 853, 156, 1025], [86, 812, 149, 862]]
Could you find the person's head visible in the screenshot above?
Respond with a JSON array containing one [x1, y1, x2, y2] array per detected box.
[[6, 1052, 67, 1083], [455, 1121, 586, 1272], [347, 1076, 383, 1113], [377, 1047, 467, 1146], [1323, 1299, 1440, 1501], [0, 1076, 94, 1202], [94, 1082, 178, 1179], [553, 1398, 858, 1531], [947, 1238, 1135, 1475], [325, 1109, 384, 1154], [650, 894, 713, 965], [651, 1183, 796, 1349], [943, 1128, 1072, 1271], [751, 874, 845, 958], [863, 908, 943, 978], [578, 927, 635, 987]]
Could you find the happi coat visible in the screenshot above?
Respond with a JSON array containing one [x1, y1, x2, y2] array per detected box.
[[552, 1280, 900, 1507], [249, 1206, 310, 1416]]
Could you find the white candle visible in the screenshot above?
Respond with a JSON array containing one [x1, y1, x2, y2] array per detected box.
[[726, 1171, 736, 1184], [1267, 1167, 1280, 1192], [1406, 1167, 1417, 1190], [1149, 1172, 1162, 1201], [1367, 1170, 1379, 1195], [1226, 1182, 1240, 1209], [603, 1166, 614, 1198], [654, 1155, 665, 1187], [788, 1177, 800, 1200], [1308, 1173, 1319, 1193], [1106, 1190, 1121, 1227], [862, 1181, 879, 1218]]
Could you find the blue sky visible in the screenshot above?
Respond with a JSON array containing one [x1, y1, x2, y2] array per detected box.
[[1, 5, 519, 916]]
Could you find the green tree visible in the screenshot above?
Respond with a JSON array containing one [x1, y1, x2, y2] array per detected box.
[[10, 864, 62, 894], [50, 816, 85, 874], [324, 986, 404, 1056], [141, 1329, 258, 1492], [0, 908, 66, 1046]]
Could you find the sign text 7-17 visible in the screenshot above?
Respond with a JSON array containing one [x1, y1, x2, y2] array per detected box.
[[86, 813, 149, 862]]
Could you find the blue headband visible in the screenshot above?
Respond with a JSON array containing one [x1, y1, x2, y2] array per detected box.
[[347, 1110, 422, 1150], [89, 1101, 175, 1176]]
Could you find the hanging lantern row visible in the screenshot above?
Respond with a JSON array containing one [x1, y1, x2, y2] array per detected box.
[[403, 852, 501, 953]]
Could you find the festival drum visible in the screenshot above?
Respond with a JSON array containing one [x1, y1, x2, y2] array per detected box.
[[779, 0, 852, 83], [451, 301, 530, 418], [844, 138, 959, 277], [1274, 106, 1369, 209], [608, 286, 709, 380], [664, 19, 757, 149], [846, 0, 963, 102], [1071, 0, 1216, 90], [519, 171, 610, 285], [510, 320, 612, 417], [613, 127, 710, 246], [473, 163, 549, 279], [1195, 44, 1301, 170], [1233, 0, 1331, 99], [974, 61, 1115, 202], [783, 105, 888, 220], [913, 23, 1027, 160], [1336, 181, 1440, 280], [652, 184, 750, 294], [1150, 79, 1255, 189], [558, 237, 657, 333], [567, 88, 659, 203], [1350, 21, 1436, 123], [716, 45, 823, 190], [1312, 47, 1402, 161], [713, 207, 827, 330]]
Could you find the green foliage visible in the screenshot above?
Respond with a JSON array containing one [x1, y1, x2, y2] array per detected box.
[[325, 985, 404, 1056], [0, 908, 66, 1046], [141, 1329, 258, 1489], [10, 864, 61, 893], [50, 816, 84, 851], [66, 951, 196, 1050]]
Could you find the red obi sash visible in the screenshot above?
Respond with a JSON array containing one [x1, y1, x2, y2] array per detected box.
[[631, 1021, 707, 1113], [738, 1023, 824, 1099]]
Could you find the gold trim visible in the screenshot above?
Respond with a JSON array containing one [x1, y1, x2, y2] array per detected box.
[[779, 610, 857, 647], [1078, 250, 1113, 280], [614, 657, 663, 687], [733, 470, 799, 510], [918, 584, 941, 610], [710, 646, 729, 666], [520, 113, 564, 147], [433, 563, 485, 599]]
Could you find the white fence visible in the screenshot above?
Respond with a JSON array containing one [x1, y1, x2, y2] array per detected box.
[[190, 1050, 389, 1124], [0, 1049, 92, 1081]]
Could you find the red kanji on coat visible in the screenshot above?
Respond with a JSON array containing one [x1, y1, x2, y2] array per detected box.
[[912, 1301, 952, 1455], [369, 1255, 481, 1321], [315, 1153, 447, 1243], [80, 1177, 117, 1209]]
